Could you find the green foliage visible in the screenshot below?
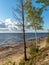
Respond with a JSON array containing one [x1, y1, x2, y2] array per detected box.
[[30, 45, 36, 55], [36, 0, 49, 6], [25, 0, 44, 52], [46, 36, 49, 43], [25, 0, 44, 30], [25, 60, 32, 65], [19, 59, 25, 65], [36, 0, 49, 13], [19, 57, 33, 65], [19, 60, 33, 65], [19, 45, 49, 65], [29, 43, 39, 56], [46, 32, 49, 43]]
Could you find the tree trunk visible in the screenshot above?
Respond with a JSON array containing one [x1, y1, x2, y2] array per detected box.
[[35, 28, 38, 48], [21, 0, 27, 61], [34, 27, 38, 52]]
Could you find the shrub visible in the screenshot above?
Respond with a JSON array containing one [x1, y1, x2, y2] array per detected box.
[[46, 36, 49, 43], [19, 59, 25, 65], [29, 44, 38, 56], [46, 32, 49, 43], [25, 60, 32, 65]]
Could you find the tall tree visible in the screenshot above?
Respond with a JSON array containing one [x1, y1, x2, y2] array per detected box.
[[14, 0, 27, 61], [36, 0, 49, 10], [21, 0, 27, 61], [25, 0, 44, 50]]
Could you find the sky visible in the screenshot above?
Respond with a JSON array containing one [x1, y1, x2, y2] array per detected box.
[[0, 0, 49, 31], [0, 0, 16, 21]]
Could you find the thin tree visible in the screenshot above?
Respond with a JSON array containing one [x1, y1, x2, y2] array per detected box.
[[13, 0, 27, 61], [21, 0, 27, 61], [25, 0, 44, 50]]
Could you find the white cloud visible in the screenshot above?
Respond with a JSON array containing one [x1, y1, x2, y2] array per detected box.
[[5, 18, 14, 27], [0, 20, 3, 24], [0, 18, 23, 32], [5, 18, 21, 31], [0, 22, 2, 24], [0, 18, 22, 31]]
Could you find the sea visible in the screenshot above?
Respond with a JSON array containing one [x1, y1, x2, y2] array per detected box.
[[0, 33, 48, 46]]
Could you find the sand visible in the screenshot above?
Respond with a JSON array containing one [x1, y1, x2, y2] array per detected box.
[[0, 37, 47, 65]]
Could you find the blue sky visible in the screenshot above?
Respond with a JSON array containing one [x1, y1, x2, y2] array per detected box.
[[0, 0, 49, 30], [0, 0, 16, 21]]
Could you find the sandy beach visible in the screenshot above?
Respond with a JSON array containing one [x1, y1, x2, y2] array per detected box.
[[0, 37, 47, 65]]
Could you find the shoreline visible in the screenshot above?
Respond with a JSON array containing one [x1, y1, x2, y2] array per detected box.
[[0, 37, 47, 64]]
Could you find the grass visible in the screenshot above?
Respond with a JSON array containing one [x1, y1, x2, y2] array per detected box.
[[2, 61, 17, 65], [1, 46, 49, 65], [1, 38, 49, 65], [19, 42, 49, 65]]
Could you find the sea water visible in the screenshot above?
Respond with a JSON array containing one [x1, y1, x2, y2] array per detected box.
[[0, 33, 48, 46]]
